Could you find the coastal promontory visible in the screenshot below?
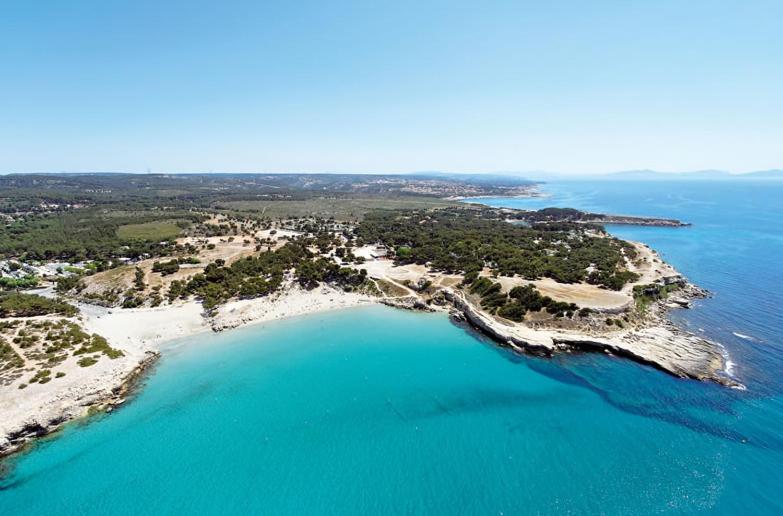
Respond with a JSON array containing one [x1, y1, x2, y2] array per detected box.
[[0, 173, 736, 457]]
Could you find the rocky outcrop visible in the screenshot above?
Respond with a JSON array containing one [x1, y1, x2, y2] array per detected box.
[[590, 215, 690, 227], [508, 207, 690, 227], [381, 296, 435, 312], [441, 288, 738, 387], [0, 350, 159, 458], [443, 289, 553, 355], [550, 324, 730, 384]]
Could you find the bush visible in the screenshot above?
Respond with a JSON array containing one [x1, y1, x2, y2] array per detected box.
[[77, 356, 98, 367], [74, 334, 124, 359], [134, 267, 145, 290], [152, 260, 180, 276], [121, 294, 143, 309], [55, 275, 85, 294], [29, 369, 52, 383], [469, 277, 498, 297], [0, 275, 39, 290], [396, 246, 412, 258]]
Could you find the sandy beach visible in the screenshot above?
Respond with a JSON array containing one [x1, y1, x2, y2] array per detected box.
[[0, 285, 378, 456], [0, 241, 729, 457], [211, 285, 376, 330]]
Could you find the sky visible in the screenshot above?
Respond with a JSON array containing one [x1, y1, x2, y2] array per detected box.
[[1, 1, 781, 175]]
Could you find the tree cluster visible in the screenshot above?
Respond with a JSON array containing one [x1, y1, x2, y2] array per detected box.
[[0, 293, 78, 318], [466, 277, 578, 321], [174, 241, 370, 310], [355, 208, 638, 289]]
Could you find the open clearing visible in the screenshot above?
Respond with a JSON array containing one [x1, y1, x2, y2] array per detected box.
[[216, 196, 459, 220], [116, 221, 183, 241]]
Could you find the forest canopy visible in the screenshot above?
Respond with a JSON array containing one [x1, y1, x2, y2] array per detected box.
[[355, 208, 639, 290]]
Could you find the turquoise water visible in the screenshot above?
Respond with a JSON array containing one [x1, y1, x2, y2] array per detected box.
[[2, 181, 783, 514]]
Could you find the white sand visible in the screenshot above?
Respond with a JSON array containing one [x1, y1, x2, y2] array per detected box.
[[0, 285, 377, 455], [211, 284, 377, 331], [80, 302, 210, 349], [79, 283, 377, 343]]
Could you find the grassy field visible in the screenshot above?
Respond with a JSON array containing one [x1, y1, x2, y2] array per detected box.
[[216, 196, 459, 220], [116, 221, 183, 241], [373, 278, 412, 297]]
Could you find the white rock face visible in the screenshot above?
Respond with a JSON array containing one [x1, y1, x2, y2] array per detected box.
[[442, 287, 735, 387]]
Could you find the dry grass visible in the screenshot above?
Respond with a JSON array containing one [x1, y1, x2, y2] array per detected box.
[[117, 221, 183, 241], [373, 279, 412, 297], [217, 196, 458, 221]]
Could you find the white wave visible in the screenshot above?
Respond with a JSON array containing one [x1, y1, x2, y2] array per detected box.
[[719, 347, 746, 390]]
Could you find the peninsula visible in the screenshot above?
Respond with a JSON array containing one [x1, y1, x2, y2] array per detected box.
[[0, 173, 735, 457]]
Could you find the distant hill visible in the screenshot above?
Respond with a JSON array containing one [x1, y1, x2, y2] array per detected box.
[[604, 169, 783, 181], [608, 170, 732, 180], [405, 171, 537, 186], [741, 169, 783, 179]]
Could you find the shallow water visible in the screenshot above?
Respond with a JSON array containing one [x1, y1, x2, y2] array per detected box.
[[2, 180, 782, 514]]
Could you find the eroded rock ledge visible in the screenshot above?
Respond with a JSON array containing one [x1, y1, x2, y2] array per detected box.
[[0, 350, 160, 459], [442, 288, 737, 387]]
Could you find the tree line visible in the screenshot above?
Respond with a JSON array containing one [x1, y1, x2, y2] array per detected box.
[[355, 208, 639, 290]]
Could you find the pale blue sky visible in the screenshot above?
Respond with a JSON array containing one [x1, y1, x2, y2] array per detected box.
[[1, 1, 781, 174]]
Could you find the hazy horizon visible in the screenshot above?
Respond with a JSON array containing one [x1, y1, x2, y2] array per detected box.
[[2, 168, 781, 178]]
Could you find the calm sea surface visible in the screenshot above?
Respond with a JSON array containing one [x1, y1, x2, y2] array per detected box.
[[2, 180, 782, 514]]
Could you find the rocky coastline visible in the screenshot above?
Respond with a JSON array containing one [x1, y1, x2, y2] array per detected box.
[[442, 284, 737, 387], [0, 267, 739, 461], [0, 350, 160, 459], [590, 215, 691, 227]]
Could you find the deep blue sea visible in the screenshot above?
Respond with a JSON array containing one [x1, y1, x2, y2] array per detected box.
[[2, 180, 782, 514]]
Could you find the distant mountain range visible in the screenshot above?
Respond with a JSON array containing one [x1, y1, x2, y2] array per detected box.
[[4, 169, 781, 182], [603, 169, 783, 181], [738, 169, 783, 179], [497, 169, 783, 181], [408, 169, 783, 182]]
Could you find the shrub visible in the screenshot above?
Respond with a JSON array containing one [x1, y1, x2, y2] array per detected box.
[[0, 275, 39, 290], [152, 260, 180, 276], [55, 275, 86, 294]]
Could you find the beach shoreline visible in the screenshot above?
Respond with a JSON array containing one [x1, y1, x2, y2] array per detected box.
[[0, 285, 378, 458], [0, 244, 738, 459]]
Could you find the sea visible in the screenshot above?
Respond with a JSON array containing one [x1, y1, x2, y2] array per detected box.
[[1, 180, 782, 514]]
